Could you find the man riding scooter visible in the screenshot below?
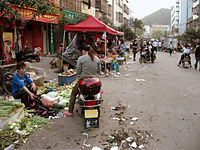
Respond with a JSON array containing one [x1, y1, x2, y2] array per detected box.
[[178, 44, 192, 67]]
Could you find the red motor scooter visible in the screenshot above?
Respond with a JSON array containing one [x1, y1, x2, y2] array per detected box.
[[78, 76, 103, 129]]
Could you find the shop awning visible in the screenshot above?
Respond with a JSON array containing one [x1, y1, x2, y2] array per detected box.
[[14, 7, 59, 24], [3, 6, 59, 24], [64, 16, 124, 36]]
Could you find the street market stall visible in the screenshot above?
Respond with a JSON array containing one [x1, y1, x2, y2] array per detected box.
[[63, 16, 124, 72]]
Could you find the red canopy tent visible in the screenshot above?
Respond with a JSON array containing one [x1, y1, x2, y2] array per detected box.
[[64, 16, 124, 36], [62, 16, 124, 71]]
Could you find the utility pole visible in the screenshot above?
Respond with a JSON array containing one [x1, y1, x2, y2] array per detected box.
[[122, 0, 125, 40]]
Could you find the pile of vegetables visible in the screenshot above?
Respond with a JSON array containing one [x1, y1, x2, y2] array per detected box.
[[26, 81, 76, 117], [37, 82, 59, 95], [37, 82, 76, 107], [0, 101, 24, 117], [0, 115, 49, 149]]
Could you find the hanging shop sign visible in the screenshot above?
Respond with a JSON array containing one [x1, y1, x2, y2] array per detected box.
[[63, 10, 77, 21]]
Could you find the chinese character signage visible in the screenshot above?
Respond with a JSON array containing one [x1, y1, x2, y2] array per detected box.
[[63, 10, 77, 21]]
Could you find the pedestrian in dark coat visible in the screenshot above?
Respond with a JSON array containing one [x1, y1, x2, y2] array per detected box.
[[132, 40, 138, 61], [194, 42, 200, 71]]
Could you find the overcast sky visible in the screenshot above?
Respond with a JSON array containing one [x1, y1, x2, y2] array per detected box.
[[129, 0, 174, 19]]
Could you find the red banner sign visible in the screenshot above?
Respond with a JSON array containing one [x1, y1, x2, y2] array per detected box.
[[13, 6, 59, 24]]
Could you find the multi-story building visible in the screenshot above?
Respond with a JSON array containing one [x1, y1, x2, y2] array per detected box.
[[186, 0, 194, 30], [152, 24, 170, 38], [152, 24, 170, 32], [61, 0, 81, 12], [171, 0, 180, 37], [61, 0, 96, 16], [113, 0, 130, 27], [192, 0, 200, 30], [179, 0, 187, 34], [113, 0, 123, 26], [81, 0, 96, 16], [123, 0, 130, 24], [171, 0, 194, 36], [95, 0, 108, 19], [107, 0, 113, 23], [179, 0, 193, 34]]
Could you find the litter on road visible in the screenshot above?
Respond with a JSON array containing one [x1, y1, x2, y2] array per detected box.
[[132, 117, 139, 121], [130, 141, 137, 149], [92, 146, 102, 150], [136, 78, 145, 82]]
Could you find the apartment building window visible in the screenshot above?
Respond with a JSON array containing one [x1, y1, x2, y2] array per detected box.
[[118, 0, 122, 8], [108, 4, 112, 16], [124, 4, 129, 15], [116, 12, 123, 22], [119, 12, 123, 23], [116, 12, 119, 22]]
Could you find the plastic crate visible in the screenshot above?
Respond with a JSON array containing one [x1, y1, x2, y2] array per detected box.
[[58, 74, 76, 86]]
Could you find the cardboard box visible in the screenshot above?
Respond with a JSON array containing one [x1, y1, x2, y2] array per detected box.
[[0, 105, 24, 129]]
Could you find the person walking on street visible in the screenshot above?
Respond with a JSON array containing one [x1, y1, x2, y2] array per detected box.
[[169, 41, 174, 56], [64, 45, 101, 117], [119, 40, 126, 57], [194, 42, 200, 71], [161, 40, 165, 51], [158, 41, 162, 51], [132, 40, 138, 61], [152, 39, 158, 52]]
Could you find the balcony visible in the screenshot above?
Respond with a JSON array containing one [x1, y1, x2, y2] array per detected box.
[[193, 0, 199, 8], [193, 14, 199, 20]]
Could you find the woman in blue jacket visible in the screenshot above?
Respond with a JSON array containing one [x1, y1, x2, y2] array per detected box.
[[12, 62, 37, 107]]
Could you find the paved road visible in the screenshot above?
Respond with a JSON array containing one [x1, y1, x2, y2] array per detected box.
[[19, 52, 200, 150]]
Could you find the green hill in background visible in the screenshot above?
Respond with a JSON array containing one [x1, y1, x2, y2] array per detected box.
[[142, 8, 171, 26]]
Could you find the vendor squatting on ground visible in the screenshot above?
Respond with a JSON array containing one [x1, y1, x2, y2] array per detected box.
[[12, 62, 37, 107]]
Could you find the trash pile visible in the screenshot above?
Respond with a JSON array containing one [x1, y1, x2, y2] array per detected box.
[[102, 128, 152, 150], [100, 103, 153, 150], [82, 102, 153, 150]]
